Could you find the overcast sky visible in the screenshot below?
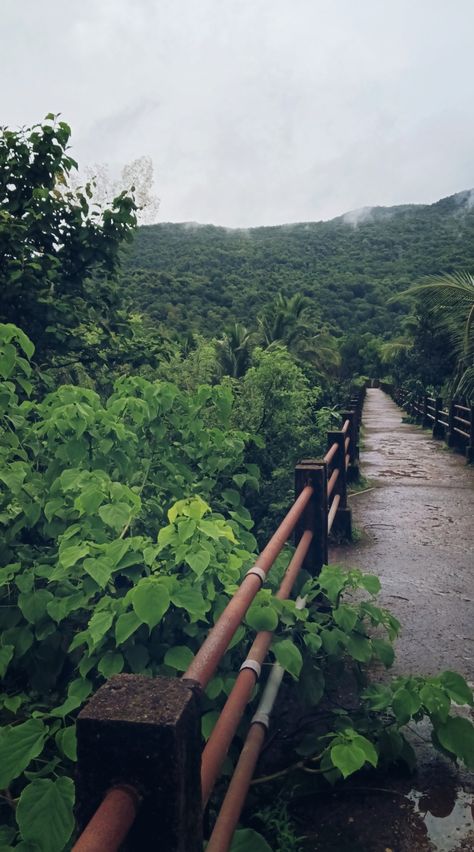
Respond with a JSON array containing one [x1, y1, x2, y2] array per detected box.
[[2, 0, 474, 227]]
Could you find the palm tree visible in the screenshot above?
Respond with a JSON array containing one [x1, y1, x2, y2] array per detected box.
[[401, 272, 474, 401], [257, 292, 342, 374], [215, 323, 253, 378], [296, 331, 342, 374], [257, 292, 310, 349]]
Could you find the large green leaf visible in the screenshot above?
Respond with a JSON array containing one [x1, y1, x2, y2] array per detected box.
[[185, 549, 211, 577], [330, 742, 367, 778], [98, 651, 124, 678], [164, 645, 194, 671], [246, 602, 278, 632], [318, 566, 345, 603], [230, 828, 272, 852], [0, 719, 47, 787], [272, 639, 303, 679], [132, 579, 171, 630], [98, 502, 132, 529], [362, 684, 392, 711], [87, 610, 114, 645], [360, 574, 381, 595], [333, 604, 358, 633], [18, 590, 54, 624], [0, 645, 14, 678], [170, 586, 211, 621], [321, 627, 347, 656], [16, 777, 75, 852], [346, 632, 372, 663], [83, 556, 113, 589], [55, 726, 77, 762], [372, 638, 395, 668], [351, 733, 378, 768], [420, 684, 450, 721], [115, 610, 141, 644], [436, 716, 474, 768], [392, 687, 421, 725], [58, 543, 90, 570], [438, 671, 473, 706]]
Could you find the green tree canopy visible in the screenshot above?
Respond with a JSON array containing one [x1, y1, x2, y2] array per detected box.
[[0, 115, 137, 363]]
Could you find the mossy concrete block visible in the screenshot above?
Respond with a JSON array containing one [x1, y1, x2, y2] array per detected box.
[[76, 674, 202, 851]]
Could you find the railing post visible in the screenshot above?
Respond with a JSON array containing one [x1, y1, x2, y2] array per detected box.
[[75, 674, 202, 852], [326, 430, 352, 539], [432, 397, 444, 439], [416, 394, 422, 422], [294, 460, 328, 574], [446, 400, 457, 449], [343, 410, 359, 481], [422, 395, 428, 427], [467, 406, 474, 463]]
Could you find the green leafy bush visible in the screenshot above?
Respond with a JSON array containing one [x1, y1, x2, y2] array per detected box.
[[0, 324, 259, 849], [1, 324, 473, 851]]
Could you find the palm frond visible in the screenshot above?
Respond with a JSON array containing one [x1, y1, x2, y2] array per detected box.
[[397, 272, 474, 361], [454, 365, 474, 405]]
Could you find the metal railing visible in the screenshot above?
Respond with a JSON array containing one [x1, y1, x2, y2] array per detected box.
[[73, 391, 365, 851]]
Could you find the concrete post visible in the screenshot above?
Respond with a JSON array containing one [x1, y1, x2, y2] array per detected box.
[[343, 410, 360, 481], [422, 395, 428, 427], [327, 430, 352, 540], [447, 400, 457, 449], [75, 674, 202, 852], [467, 406, 474, 463], [294, 460, 328, 574], [432, 397, 444, 440]]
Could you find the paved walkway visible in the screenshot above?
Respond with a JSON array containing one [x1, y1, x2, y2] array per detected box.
[[307, 388, 474, 852], [332, 388, 474, 679]]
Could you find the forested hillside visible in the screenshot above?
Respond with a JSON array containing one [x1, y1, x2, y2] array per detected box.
[[124, 190, 474, 338]]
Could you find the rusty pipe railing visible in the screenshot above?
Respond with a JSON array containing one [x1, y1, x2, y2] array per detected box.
[[200, 529, 313, 805], [206, 597, 308, 852], [73, 389, 365, 852], [206, 716, 267, 852], [323, 441, 338, 465], [72, 787, 140, 852], [184, 484, 313, 688]]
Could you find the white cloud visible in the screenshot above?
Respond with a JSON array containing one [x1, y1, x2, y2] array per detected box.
[[2, 0, 474, 226]]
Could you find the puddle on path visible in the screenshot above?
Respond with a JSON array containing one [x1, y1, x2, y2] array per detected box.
[[293, 781, 474, 851], [408, 788, 474, 851]]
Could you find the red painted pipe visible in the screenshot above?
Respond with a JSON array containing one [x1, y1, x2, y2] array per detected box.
[[327, 467, 339, 497], [200, 530, 313, 805], [324, 442, 338, 465], [206, 723, 267, 852], [327, 493, 341, 533], [72, 786, 140, 852], [183, 486, 313, 688]]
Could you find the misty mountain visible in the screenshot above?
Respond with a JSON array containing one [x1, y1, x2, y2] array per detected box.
[[122, 189, 474, 339]]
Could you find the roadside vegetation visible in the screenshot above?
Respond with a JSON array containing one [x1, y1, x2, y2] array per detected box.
[[1, 117, 473, 851]]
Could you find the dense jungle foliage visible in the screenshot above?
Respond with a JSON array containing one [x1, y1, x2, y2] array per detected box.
[[122, 192, 474, 400], [1, 117, 473, 851], [123, 195, 474, 336]]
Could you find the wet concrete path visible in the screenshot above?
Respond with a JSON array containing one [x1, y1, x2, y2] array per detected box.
[[296, 389, 474, 852], [333, 388, 474, 680]]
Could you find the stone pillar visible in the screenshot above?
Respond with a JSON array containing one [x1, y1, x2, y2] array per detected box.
[[75, 674, 202, 851], [327, 430, 352, 540], [295, 460, 328, 574]]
